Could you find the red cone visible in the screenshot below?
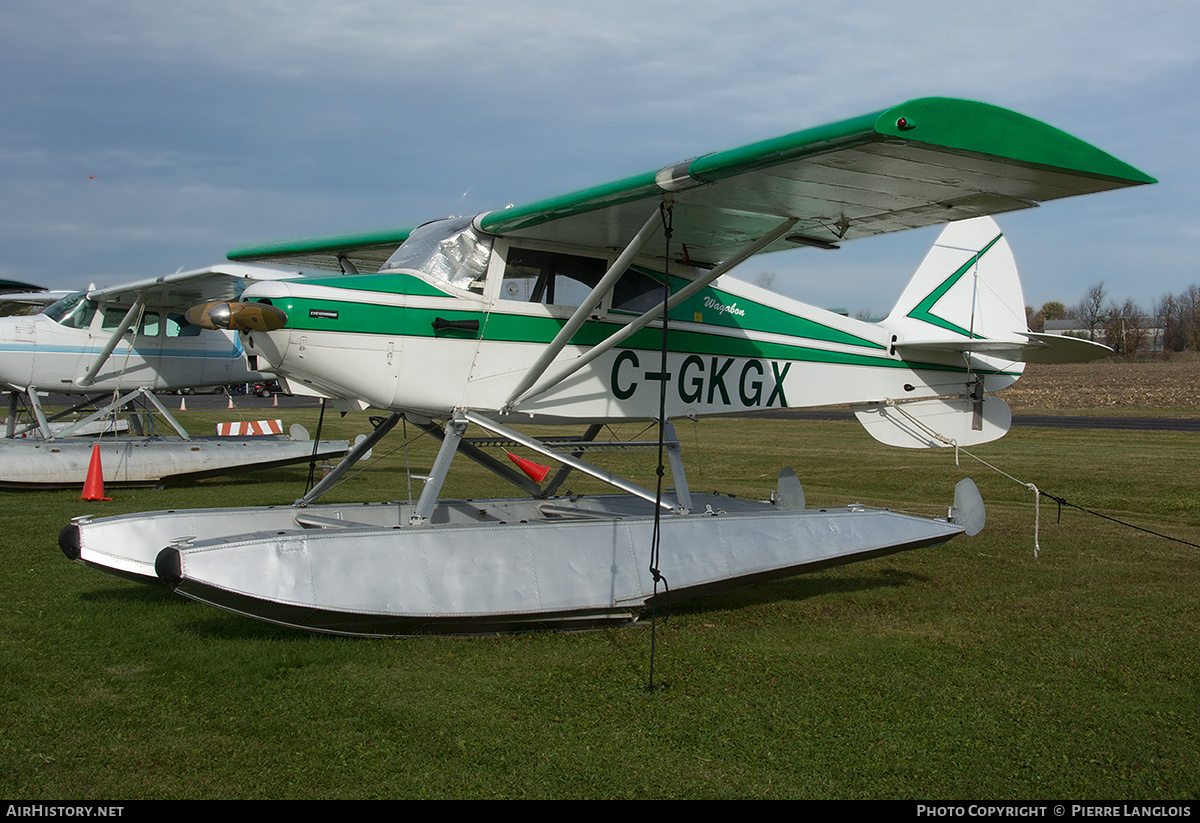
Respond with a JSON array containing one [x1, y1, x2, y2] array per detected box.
[[80, 445, 112, 501], [506, 451, 551, 484]]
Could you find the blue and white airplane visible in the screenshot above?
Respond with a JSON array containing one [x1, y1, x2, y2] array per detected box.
[[0, 265, 351, 487], [0, 264, 299, 398]]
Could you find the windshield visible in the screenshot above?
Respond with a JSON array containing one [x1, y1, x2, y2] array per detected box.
[[379, 216, 492, 291], [41, 291, 99, 329]]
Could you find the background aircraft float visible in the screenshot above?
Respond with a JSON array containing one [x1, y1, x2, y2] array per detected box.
[[0, 264, 350, 487], [61, 98, 1153, 634]]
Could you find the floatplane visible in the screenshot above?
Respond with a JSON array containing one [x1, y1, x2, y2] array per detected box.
[[0, 265, 351, 489], [60, 98, 1152, 634]]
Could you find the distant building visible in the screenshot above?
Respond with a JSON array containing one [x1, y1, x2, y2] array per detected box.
[[1042, 319, 1164, 352]]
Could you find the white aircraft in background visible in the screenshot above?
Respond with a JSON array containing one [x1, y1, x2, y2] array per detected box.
[[63, 97, 1153, 634], [0, 264, 297, 399], [0, 265, 349, 487]]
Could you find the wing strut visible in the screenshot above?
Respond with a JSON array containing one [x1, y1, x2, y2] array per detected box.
[[76, 296, 146, 388], [509, 216, 799, 408], [463, 410, 687, 514], [502, 207, 665, 410]]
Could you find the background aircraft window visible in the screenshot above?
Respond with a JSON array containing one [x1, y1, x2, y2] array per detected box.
[[101, 307, 128, 333], [42, 293, 98, 329], [499, 248, 605, 308], [166, 313, 202, 338], [137, 312, 161, 337]]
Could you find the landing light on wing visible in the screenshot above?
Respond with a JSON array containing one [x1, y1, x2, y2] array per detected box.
[[185, 301, 288, 332]]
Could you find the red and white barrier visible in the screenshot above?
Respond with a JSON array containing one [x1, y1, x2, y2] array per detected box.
[[215, 419, 283, 436]]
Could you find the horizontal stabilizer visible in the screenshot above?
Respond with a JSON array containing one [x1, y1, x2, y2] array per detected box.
[[895, 332, 1111, 365], [1018, 332, 1112, 364], [852, 396, 1012, 449]]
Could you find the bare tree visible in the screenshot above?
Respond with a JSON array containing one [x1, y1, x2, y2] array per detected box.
[[1077, 282, 1106, 341], [1157, 293, 1185, 353], [1103, 298, 1149, 360], [1181, 285, 1200, 350]]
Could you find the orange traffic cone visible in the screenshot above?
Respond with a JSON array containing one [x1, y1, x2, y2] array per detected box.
[[80, 444, 112, 501], [506, 452, 551, 484], [178, 395, 187, 411], [226, 395, 235, 409]]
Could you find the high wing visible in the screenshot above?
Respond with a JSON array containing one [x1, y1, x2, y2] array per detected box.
[[226, 97, 1154, 270], [85, 262, 305, 309], [228, 228, 414, 273]]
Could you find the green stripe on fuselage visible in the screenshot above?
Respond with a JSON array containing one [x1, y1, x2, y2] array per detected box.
[[281, 294, 1012, 376], [298, 268, 884, 350], [296, 272, 453, 298]]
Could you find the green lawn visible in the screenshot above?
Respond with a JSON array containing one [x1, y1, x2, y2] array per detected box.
[[1, 409, 1196, 799]]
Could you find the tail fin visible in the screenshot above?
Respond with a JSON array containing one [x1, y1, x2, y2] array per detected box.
[[882, 216, 1026, 346], [858, 216, 1108, 450], [882, 216, 1110, 365]]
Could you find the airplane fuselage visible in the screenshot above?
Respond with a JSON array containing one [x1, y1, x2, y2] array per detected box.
[[0, 292, 264, 392], [239, 220, 1021, 424]]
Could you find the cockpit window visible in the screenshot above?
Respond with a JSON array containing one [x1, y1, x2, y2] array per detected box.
[[42, 292, 98, 329], [379, 216, 492, 291]]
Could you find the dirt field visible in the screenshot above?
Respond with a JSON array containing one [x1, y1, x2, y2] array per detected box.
[[997, 352, 1200, 412]]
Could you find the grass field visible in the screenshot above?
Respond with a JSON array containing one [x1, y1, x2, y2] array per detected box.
[[1, 400, 1197, 799]]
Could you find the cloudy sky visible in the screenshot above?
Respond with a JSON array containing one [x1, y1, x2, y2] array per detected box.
[[1, 1, 1193, 316]]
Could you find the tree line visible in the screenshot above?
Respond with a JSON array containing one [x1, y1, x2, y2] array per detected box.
[[1025, 283, 1200, 360]]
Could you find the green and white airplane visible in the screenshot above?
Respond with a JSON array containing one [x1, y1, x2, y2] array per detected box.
[[65, 98, 1154, 635], [220, 98, 1148, 446]]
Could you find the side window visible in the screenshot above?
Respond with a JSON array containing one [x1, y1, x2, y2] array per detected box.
[[499, 248, 605, 308], [611, 269, 666, 315], [99, 306, 165, 338], [137, 312, 161, 337], [101, 307, 128, 333], [166, 313, 202, 338]]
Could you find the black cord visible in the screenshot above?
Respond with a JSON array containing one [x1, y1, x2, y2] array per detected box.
[[1038, 489, 1200, 549], [647, 201, 674, 692]]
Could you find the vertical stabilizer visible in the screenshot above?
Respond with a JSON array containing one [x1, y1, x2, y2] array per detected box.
[[883, 216, 1027, 344]]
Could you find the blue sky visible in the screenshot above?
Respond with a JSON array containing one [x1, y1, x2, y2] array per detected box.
[[1, 1, 1193, 316]]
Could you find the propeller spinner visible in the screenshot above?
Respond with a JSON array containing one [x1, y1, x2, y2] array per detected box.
[[185, 301, 288, 332]]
